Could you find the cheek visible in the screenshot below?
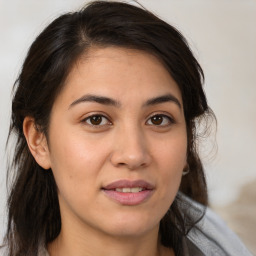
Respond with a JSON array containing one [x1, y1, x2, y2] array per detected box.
[[153, 133, 187, 197], [155, 133, 187, 170], [47, 127, 110, 199], [49, 124, 107, 170]]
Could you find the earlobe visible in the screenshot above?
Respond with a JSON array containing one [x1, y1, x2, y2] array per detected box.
[[182, 163, 190, 176], [23, 117, 51, 170]]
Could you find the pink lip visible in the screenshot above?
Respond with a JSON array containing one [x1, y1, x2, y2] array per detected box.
[[103, 179, 154, 190], [102, 179, 154, 206]]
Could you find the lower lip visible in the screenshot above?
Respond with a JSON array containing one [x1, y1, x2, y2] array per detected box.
[[102, 189, 153, 206]]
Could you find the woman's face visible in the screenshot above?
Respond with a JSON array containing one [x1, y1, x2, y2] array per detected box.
[[46, 47, 187, 238]]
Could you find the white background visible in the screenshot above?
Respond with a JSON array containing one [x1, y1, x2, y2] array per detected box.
[[0, 0, 256, 241]]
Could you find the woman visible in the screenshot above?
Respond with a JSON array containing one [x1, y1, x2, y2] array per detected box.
[[1, 1, 252, 256]]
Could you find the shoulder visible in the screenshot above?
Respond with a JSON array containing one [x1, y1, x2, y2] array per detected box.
[[38, 243, 49, 256], [0, 245, 7, 256], [0, 244, 49, 256], [179, 193, 253, 256]]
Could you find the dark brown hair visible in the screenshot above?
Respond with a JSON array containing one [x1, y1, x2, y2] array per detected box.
[[4, 1, 214, 255]]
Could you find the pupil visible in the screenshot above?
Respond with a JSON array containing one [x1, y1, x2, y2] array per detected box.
[[91, 116, 102, 125], [152, 116, 163, 125]]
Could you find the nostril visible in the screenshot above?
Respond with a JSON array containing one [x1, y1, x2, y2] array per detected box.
[[110, 141, 151, 169]]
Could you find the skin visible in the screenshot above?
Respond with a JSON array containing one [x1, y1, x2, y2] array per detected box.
[[24, 47, 187, 256]]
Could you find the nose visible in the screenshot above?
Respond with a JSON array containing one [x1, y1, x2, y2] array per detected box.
[[110, 126, 152, 170]]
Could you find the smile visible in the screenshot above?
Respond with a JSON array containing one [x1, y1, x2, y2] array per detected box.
[[115, 187, 144, 193], [102, 180, 154, 205]]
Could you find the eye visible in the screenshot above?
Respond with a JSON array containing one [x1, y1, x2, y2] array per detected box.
[[83, 115, 111, 126], [146, 114, 174, 126]]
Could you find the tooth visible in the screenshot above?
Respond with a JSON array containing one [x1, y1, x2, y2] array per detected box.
[[115, 187, 143, 193], [131, 187, 142, 193]]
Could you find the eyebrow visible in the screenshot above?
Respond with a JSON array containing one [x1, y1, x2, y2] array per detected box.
[[69, 93, 181, 109], [69, 94, 121, 109], [143, 94, 182, 109]]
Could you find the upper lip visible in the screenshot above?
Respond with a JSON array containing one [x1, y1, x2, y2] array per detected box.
[[103, 179, 154, 190]]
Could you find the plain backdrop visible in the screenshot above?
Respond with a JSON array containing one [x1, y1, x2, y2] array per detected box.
[[0, 0, 256, 241]]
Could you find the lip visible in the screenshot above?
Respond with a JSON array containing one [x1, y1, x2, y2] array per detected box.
[[102, 179, 154, 206], [103, 179, 154, 190]]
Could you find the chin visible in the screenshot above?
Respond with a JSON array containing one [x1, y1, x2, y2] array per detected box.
[[100, 212, 160, 237]]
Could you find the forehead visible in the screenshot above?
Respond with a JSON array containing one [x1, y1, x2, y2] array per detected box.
[[56, 46, 182, 107]]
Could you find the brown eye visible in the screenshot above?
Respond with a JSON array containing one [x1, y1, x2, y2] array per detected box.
[[147, 114, 173, 126], [151, 115, 163, 125], [84, 115, 110, 126], [90, 115, 102, 125]]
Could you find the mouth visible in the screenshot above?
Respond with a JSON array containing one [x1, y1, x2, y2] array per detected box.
[[115, 187, 144, 193], [102, 179, 154, 205]]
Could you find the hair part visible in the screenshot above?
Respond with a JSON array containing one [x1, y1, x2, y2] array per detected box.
[[5, 1, 215, 255]]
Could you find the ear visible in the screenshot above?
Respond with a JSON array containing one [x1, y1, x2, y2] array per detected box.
[[23, 117, 51, 170]]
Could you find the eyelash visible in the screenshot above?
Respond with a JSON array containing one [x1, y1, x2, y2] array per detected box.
[[82, 114, 112, 127], [81, 113, 175, 128], [146, 114, 175, 127]]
